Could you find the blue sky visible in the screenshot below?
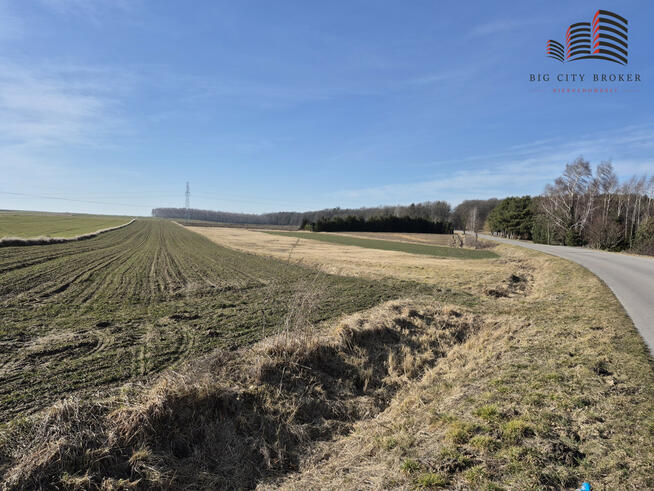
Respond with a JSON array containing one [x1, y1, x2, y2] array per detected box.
[[1, 0, 653, 216]]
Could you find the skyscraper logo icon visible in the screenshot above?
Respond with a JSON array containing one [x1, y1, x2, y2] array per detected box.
[[547, 10, 628, 64]]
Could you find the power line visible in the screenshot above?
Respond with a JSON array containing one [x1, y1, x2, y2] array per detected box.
[[1, 189, 317, 213], [0, 190, 154, 209]]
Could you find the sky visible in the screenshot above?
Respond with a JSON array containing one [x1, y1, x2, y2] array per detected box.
[[1, 0, 653, 216]]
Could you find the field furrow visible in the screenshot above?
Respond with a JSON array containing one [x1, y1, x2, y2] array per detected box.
[[0, 219, 426, 421]]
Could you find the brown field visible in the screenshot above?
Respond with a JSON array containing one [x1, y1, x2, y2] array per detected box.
[[332, 230, 487, 246], [189, 227, 513, 294]]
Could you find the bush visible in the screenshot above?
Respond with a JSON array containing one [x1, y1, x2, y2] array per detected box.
[[565, 227, 584, 247], [633, 219, 654, 255]]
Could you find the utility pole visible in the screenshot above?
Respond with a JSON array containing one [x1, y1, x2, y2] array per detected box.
[[185, 181, 190, 224]]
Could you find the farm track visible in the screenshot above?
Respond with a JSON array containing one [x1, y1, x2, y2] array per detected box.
[[0, 219, 426, 421]]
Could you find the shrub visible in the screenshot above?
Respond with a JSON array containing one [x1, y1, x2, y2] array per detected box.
[[633, 218, 654, 255]]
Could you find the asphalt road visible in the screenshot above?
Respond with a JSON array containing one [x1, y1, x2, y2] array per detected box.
[[480, 234, 654, 355]]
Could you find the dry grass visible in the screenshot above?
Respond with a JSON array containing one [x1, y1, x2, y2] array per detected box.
[[1, 226, 652, 489], [190, 226, 513, 294], [267, 249, 654, 490], [0, 300, 482, 489], [265, 231, 498, 259], [332, 231, 495, 249]]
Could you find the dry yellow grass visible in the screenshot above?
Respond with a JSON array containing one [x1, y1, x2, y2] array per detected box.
[[189, 226, 513, 294], [267, 249, 654, 490], [0, 299, 482, 489], [331, 231, 491, 247]]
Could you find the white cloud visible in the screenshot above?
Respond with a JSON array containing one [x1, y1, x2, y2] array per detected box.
[[0, 62, 131, 147], [37, 0, 137, 24], [331, 124, 654, 205], [465, 18, 547, 40]]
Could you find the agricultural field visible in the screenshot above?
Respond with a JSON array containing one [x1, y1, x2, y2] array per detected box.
[[176, 218, 296, 230], [266, 230, 498, 259], [1, 221, 653, 489], [331, 230, 491, 247], [190, 226, 510, 292], [0, 219, 427, 421], [0, 211, 131, 239]]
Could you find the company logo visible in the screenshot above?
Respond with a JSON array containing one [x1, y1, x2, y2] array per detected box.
[[547, 10, 628, 65]]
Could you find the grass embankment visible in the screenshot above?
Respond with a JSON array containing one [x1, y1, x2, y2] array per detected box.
[[0, 211, 131, 239], [266, 231, 498, 259], [0, 300, 480, 489], [0, 219, 427, 422], [272, 249, 654, 490]]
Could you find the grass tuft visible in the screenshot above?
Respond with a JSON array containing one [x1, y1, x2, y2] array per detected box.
[[501, 418, 534, 444], [415, 472, 448, 487]]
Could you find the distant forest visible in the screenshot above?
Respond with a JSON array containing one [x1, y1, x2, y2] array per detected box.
[[153, 200, 499, 231], [154, 200, 461, 226], [307, 215, 453, 234], [154, 157, 654, 255]]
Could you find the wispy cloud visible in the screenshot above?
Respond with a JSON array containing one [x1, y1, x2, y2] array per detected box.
[[332, 124, 654, 205], [0, 62, 132, 147], [37, 0, 137, 23], [465, 18, 545, 40]]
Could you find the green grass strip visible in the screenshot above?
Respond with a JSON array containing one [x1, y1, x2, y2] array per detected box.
[[265, 231, 498, 259]]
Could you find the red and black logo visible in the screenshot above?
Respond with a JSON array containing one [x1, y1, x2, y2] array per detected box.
[[547, 10, 627, 65]]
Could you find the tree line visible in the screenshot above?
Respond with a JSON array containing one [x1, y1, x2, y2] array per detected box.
[[304, 215, 453, 234], [152, 199, 501, 229], [487, 158, 654, 254], [152, 200, 454, 227], [153, 157, 654, 255]]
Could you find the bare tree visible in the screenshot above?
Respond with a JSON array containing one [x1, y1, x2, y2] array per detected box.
[[597, 161, 618, 229], [467, 206, 479, 247], [541, 157, 596, 245]]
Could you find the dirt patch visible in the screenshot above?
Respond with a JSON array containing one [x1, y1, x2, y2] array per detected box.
[[484, 261, 534, 298]]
